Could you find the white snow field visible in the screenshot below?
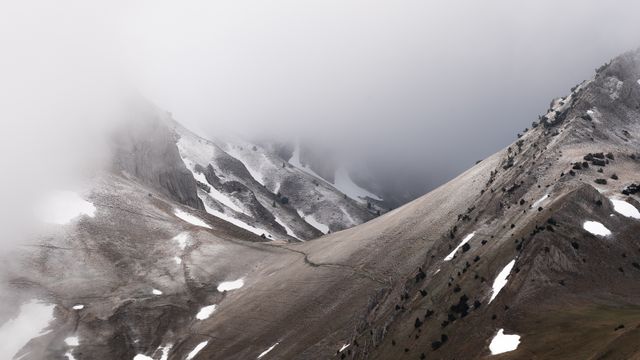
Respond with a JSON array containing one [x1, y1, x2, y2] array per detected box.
[[275, 216, 298, 239], [583, 221, 612, 236], [333, 167, 382, 201], [489, 328, 521, 355], [201, 200, 273, 238], [217, 279, 245, 292], [257, 342, 279, 359], [0, 299, 55, 359], [158, 344, 173, 360], [185, 163, 245, 214], [196, 305, 217, 320], [303, 214, 329, 234], [36, 191, 96, 224], [489, 259, 516, 303], [133, 354, 153, 360], [223, 141, 269, 186], [444, 232, 475, 261], [186, 341, 209, 360], [65, 336, 80, 346], [174, 209, 212, 229], [610, 199, 640, 219]]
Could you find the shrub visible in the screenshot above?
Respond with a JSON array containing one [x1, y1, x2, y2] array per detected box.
[[414, 318, 423, 328]]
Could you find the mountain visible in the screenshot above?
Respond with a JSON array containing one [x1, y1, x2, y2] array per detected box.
[[171, 120, 380, 241], [3, 49, 640, 360], [111, 103, 380, 243], [249, 139, 391, 207]]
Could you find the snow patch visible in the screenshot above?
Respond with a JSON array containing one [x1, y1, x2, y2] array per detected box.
[[0, 300, 54, 360], [275, 216, 299, 239], [65, 336, 79, 346], [72, 304, 84, 310], [207, 186, 245, 214], [65, 352, 77, 360], [583, 221, 611, 236], [257, 342, 279, 359], [152, 289, 163, 295], [175, 127, 220, 167], [339, 205, 357, 226], [157, 344, 173, 360], [133, 355, 153, 360], [36, 191, 96, 224], [172, 232, 191, 250], [188, 166, 245, 214], [610, 199, 640, 219], [444, 232, 475, 261], [230, 152, 267, 186], [174, 209, 212, 229], [489, 329, 521, 355], [531, 194, 549, 209], [186, 341, 209, 360], [489, 259, 515, 303], [217, 279, 244, 292], [339, 344, 350, 352], [201, 200, 272, 238], [196, 305, 217, 320], [174, 256, 182, 265], [334, 167, 382, 201], [303, 214, 329, 234]]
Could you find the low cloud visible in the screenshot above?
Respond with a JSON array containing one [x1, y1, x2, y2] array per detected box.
[[2, 0, 640, 245]]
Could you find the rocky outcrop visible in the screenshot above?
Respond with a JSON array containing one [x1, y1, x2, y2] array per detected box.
[[110, 106, 203, 210]]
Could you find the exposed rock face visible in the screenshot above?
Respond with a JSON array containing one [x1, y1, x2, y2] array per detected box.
[[4, 49, 640, 360], [110, 106, 204, 210]]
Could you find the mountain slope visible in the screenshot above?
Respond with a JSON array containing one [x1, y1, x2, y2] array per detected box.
[[181, 48, 640, 359], [3, 49, 640, 360], [171, 120, 377, 241]]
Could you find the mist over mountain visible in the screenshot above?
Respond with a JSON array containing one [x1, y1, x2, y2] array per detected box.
[[3, 1, 640, 360], [4, 1, 640, 215]]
